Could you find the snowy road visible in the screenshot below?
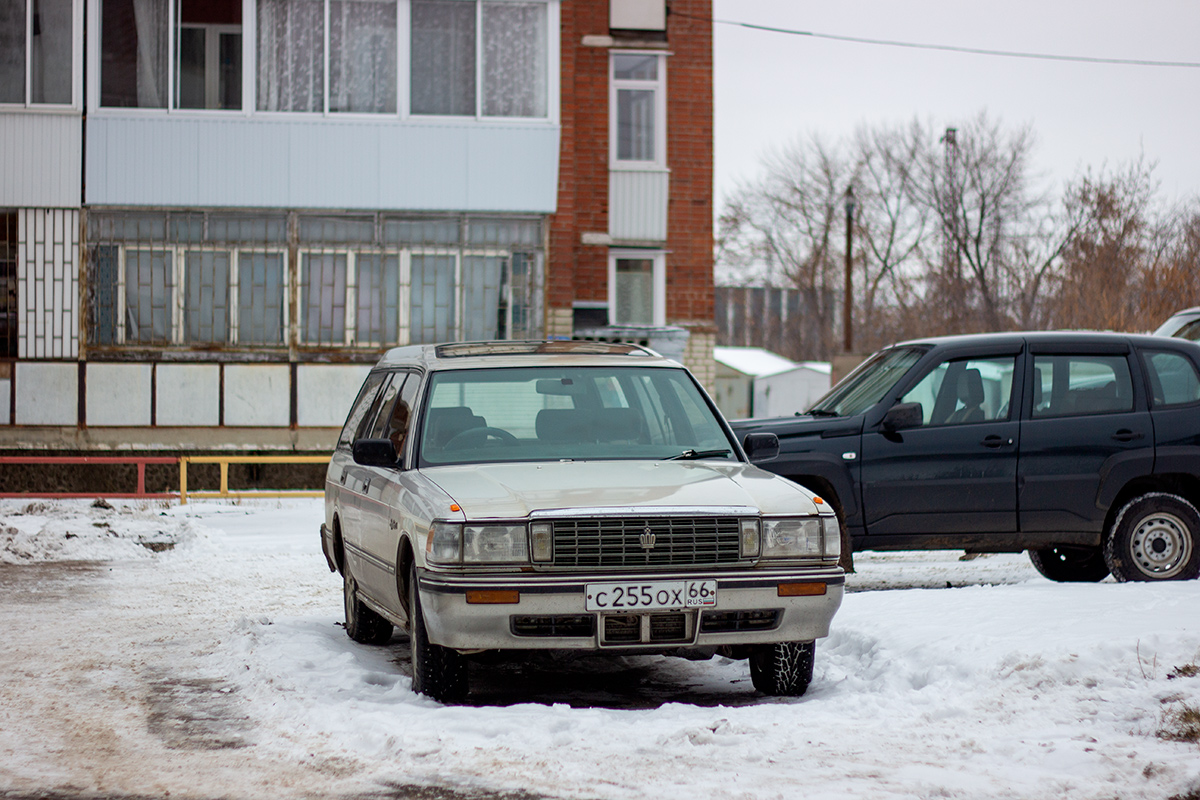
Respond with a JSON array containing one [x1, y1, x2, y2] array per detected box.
[[1, 499, 1198, 800]]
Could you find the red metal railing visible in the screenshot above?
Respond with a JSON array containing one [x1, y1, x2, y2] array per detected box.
[[0, 456, 179, 499]]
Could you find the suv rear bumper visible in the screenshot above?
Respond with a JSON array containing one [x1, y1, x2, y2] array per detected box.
[[418, 567, 845, 651]]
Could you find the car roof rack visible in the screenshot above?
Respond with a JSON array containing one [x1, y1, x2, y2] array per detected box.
[[435, 340, 657, 358]]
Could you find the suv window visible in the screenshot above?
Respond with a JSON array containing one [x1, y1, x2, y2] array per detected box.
[[1032, 355, 1134, 418], [1143, 350, 1200, 407], [899, 356, 1017, 425]]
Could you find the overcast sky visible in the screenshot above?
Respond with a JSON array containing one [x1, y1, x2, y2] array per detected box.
[[712, 0, 1200, 209]]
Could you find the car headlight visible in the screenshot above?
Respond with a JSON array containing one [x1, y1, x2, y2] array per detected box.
[[463, 524, 529, 563], [761, 517, 824, 559], [427, 522, 463, 564]]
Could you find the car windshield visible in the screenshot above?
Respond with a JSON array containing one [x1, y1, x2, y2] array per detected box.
[[807, 346, 926, 417], [417, 366, 736, 466]]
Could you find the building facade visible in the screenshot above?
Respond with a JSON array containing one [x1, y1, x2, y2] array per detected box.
[[0, 0, 713, 455]]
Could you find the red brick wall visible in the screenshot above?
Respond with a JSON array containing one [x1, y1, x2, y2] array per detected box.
[[548, 1, 714, 328]]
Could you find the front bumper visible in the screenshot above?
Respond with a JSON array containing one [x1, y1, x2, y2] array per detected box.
[[418, 566, 844, 651]]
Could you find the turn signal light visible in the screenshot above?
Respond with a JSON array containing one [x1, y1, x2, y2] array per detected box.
[[777, 582, 827, 597], [465, 590, 520, 605]]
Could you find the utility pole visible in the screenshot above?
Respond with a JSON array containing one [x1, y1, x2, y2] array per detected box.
[[842, 186, 855, 353]]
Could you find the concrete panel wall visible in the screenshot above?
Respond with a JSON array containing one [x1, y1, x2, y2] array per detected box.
[[15, 362, 77, 425], [157, 364, 221, 427], [224, 364, 290, 427], [296, 365, 372, 428], [87, 363, 152, 426], [609, 169, 669, 242], [86, 116, 560, 213], [0, 113, 82, 208]]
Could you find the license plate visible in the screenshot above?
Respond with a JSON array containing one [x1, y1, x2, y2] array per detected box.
[[585, 580, 717, 612]]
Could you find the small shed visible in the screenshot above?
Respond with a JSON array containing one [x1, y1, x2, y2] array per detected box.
[[713, 347, 830, 420]]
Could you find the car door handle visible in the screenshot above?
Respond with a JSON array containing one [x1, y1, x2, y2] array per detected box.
[[980, 435, 1014, 448], [1112, 429, 1144, 442], [362, 478, 371, 492]]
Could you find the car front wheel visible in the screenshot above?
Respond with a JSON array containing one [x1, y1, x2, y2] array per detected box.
[[1027, 546, 1110, 582], [1104, 493, 1200, 582], [408, 564, 468, 703], [749, 641, 815, 696]]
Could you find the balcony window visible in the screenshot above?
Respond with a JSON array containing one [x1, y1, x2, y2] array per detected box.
[[1, 0, 74, 105], [177, 0, 243, 109], [611, 52, 665, 167]]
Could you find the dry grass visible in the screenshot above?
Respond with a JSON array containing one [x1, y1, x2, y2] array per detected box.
[[1158, 703, 1200, 744]]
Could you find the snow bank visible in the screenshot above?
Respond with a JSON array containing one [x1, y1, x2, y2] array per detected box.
[[0, 499, 201, 564]]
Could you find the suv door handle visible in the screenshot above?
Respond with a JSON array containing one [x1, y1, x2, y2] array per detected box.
[[1112, 429, 1144, 442], [980, 435, 1014, 448]]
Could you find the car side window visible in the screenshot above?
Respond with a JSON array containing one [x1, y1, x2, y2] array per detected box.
[[1031, 355, 1134, 418], [1143, 350, 1200, 407], [899, 356, 1016, 426], [337, 372, 388, 448], [362, 373, 408, 440]]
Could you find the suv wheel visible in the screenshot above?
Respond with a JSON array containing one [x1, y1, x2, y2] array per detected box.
[[343, 566, 394, 645], [1104, 493, 1200, 582], [1027, 546, 1110, 583], [408, 564, 468, 703], [749, 641, 815, 697]]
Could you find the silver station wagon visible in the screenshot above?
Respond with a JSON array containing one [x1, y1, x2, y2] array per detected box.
[[321, 341, 844, 702]]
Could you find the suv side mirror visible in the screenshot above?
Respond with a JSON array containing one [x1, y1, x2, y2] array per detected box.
[[352, 438, 398, 467], [881, 402, 923, 432], [742, 432, 780, 463]]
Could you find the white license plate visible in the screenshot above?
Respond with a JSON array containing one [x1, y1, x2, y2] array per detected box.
[[585, 580, 717, 612]]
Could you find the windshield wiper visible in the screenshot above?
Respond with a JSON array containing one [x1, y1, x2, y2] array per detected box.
[[807, 409, 840, 417], [664, 448, 732, 461]]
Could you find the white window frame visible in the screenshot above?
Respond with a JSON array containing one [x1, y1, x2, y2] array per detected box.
[[404, 0, 559, 123], [174, 22, 243, 111], [609, 50, 666, 170], [113, 244, 289, 345], [1, 0, 83, 109], [607, 249, 665, 327]]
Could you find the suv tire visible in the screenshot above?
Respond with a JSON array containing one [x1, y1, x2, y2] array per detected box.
[[343, 566, 394, 645], [1104, 493, 1200, 582], [749, 640, 814, 696], [1027, 546, 1110, 583], [409, 564, 468, 703]]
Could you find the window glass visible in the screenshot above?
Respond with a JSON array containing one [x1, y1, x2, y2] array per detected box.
[[613, 54, 659, 162], [177, 0, 242, 109], [125, 249, 173, 342], [1032, 355, 1134, 418], [0, 2, 24, 103], [330, 0, 397, 113], [102, 0, 168, 107], [363, 372, 405, 439], [355, 253, 399, 345], [899, 356, 1016, 426], [411, 0, 475, 115], [419, 367, 733, 466], [1144, 350, 1200, 407], [1, 212, 17, 357], [301, 253, 348, 344], [482, 1, 546, 117], [615, 258, 653, 325], [183, 250, 231, 343], [808, 347, 924, 417], [237, 252, 285, 344], [256, 0, 324, 111], [88, 245, 121, 346], [338, 371, 387, 446], [410, 254, 456, 344], [1174, 320, 1200, 342], [462, 256, 503, 341]]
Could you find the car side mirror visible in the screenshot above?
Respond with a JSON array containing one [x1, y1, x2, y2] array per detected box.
[[881, 402, 923, 432], [352, 438, 398, 467], [742, 432, 780, 463]]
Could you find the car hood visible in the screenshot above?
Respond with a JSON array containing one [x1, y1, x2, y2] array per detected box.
[[421, 460, 820, 520]]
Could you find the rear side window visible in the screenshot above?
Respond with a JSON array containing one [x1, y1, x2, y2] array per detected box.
[[1031, 355, 1134, 418], [338, 372, 388, 447], [1143, 350, 1200, 407]]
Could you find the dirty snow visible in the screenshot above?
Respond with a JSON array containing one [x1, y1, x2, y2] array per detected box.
[[1, 498, 1198, 800]]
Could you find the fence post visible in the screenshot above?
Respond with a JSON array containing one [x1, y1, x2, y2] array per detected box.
[[180, 457, 189, 505]]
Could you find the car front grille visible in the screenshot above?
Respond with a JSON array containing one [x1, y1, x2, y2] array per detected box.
[[550, 516, 743, 569]]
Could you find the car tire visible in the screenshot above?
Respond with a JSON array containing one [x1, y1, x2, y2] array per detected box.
[[1027, 546, 1110, 583], [749, 640, 815, 697], [408, 564, 468, 703], [1104, 493, 1200, 582], [343, 566, 394, 645]]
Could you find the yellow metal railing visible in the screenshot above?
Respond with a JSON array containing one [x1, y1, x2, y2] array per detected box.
[[179, 455, 329, 504]]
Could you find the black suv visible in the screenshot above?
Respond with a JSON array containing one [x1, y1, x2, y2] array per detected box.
[[730, 332, 1200, 582]]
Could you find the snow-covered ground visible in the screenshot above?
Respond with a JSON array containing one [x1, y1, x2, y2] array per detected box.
[[1, 498, 1198, 800]]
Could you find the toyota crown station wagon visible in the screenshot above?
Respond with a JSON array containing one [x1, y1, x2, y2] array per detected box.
[[322, 341, 844, 702]]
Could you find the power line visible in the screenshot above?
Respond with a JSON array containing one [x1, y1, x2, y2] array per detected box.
[[687, 13, 1200, 69]]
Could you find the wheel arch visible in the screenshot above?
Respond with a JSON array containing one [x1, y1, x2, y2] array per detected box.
[[396, 536, 417, 618], [331, 515, 346, 575], [1103, 473, 1200, 539]]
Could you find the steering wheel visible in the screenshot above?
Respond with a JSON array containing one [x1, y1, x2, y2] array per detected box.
[[444, 426, 519, 449]]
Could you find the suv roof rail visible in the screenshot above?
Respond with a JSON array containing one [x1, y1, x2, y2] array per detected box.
[[434, 340, 658, 358]]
